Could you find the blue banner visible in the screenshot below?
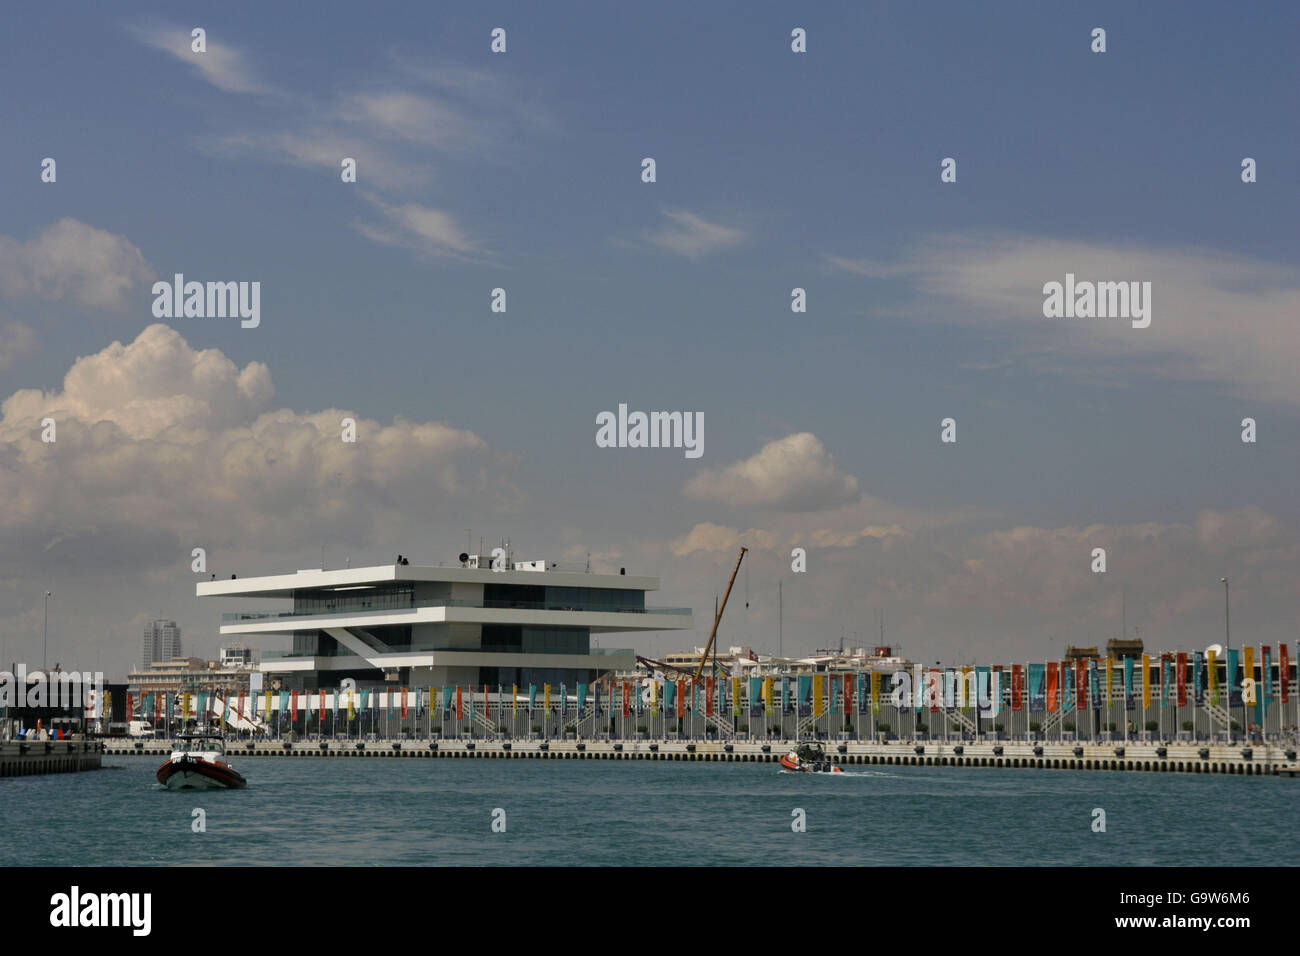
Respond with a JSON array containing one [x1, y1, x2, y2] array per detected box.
[[797, 675, 812, 718], [1123, 657, 1134, 709], [1028, 663, 1046, 713]]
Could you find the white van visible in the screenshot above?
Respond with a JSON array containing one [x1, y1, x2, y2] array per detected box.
[[127, 720, 156, 738]]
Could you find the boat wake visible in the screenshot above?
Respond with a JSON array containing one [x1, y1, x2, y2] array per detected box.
[[778, 769, 897, 778]]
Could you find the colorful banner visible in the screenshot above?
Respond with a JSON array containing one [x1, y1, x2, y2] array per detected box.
[[677, 681, 686, 720], [623, 680, 631, 719], [870, 672, 881, 715], [1227, 649, 1241, 707], [766, 676, 775, 716], [1062, 662, 1074, 713], [1142, 655, 1151, 709], [1208, 649, 1219, 705], [1176, 653, 1188, 707], [1281, 644, 1291, 704], [841, 674, 851, 717], [1029, 663, 1046, 713], [1075, 660, 1087, 711], [1089, 659, 1100, 710], [1243, 647, 1255, 709], [812, 674, 824, 717], [1193, 652, 1204, 707], [750, 677, 763, 718], [1011, 664, 1024, 712], [456, 686, 464, 721], [1122, 657, 1133, 710], [1262, 646, 1273, 717]]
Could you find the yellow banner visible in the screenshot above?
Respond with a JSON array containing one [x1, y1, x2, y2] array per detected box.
[[545, 684, 551, 711], [1208, 649, 1219, 704], [732, 677, 742, 715], [1142, 654, 1151, 708], [513, 684, 518, 717], [264, 690, 272, 717], [962, 666, 974, 711], [1243, 647, 1255, 705], [813, 674, 824, 717], [1106, 657, 1113, 696], [764, 677, 774, 715], [871, 671, 881, 714]]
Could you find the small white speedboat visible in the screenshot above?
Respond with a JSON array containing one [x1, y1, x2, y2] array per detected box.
[[156, 731, 247, 790]]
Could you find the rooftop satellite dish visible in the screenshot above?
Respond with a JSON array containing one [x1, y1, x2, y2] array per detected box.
[[459, 552, 469, 564], [1206, 644, 1224, 658]]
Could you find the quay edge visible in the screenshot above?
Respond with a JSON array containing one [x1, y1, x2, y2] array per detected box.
[[101, 739, 1298, 776]]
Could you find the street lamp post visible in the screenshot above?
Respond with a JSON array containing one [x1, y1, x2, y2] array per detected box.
[[43, 591, 52, 672], [1221, 577, 1230, 744]]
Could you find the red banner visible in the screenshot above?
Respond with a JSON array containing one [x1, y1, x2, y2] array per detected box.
[[127, 692, 134, 721], [705, 678, 714, 717], [622, 680, 631, 718], [456, 686, 463, 721], [291, 689, 299, 722], [845, 673, 854, 716], [1047, 663, 1059, 712], [1011, 664, 1024, 711], [401, 687, 409, 720], [1076, 659, 1087, 710], [677, 680, 686, 719], [1282, 644, 1291, 704], [1176, 653, 1188, 706]]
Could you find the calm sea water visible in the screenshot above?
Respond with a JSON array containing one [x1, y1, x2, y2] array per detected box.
[[1, 756, 1292, 866]]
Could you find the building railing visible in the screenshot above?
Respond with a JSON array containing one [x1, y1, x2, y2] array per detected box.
[[223, 600, 690, 622], [261, 646, 635, 660]]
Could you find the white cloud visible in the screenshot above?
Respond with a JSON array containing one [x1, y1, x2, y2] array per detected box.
[[354, 194, 484, 260], [0, 322, 37, 370], [0, 219, 154, 310], [644, 209, 748, 258], [684, 432, 859, 512], [829, 234, 1300, 407], [0, 324, 518, 566], [132, 24, 278, 96]]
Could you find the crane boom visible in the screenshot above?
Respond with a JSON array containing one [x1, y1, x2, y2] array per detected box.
[[694, 546, 748, 681]]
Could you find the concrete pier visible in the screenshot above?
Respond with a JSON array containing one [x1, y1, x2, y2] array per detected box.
[[0, 739, 104, 777], [102, 738, 1298, 775]]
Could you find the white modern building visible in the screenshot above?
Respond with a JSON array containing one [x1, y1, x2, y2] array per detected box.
[[197, 556, 694, 692]]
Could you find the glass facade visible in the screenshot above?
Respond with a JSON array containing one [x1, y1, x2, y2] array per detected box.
[[293, 584, 413, 615]]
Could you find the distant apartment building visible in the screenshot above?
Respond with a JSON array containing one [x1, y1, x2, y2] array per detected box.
[[141, 619, 183, 668]]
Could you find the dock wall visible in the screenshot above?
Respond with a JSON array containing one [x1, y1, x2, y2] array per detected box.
[[103, 738, 1298, 775], [0, 739, 104, 777]]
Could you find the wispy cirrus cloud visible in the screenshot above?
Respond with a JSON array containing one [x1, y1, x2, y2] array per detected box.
[[644, 209, 749, 258], [353, 194, 485, 261], [828, 235, 1300, 407], [131, 23, 281, 96]]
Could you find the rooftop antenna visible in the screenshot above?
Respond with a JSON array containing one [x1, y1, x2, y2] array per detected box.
[[778, 580, 783, 659], [1121, 588, 1127, 639]]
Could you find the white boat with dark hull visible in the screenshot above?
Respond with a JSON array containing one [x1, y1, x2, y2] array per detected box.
[[156, 732, 247, 790]]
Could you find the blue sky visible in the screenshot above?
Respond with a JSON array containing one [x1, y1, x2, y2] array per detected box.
[[1, 2, 1296, 677]]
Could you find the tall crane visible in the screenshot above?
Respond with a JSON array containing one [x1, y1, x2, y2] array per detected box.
[[694, 546, 748, 681]]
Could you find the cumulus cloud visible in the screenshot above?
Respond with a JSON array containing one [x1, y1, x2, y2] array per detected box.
[[828, 234, 1300, 407], [684, 432, 859, 512], [0, 324, 518, 574], [644, 209, 748, 258], [0, 219, 155, 310]]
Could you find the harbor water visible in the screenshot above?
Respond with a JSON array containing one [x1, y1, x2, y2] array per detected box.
[[0, 755, 1291, 866]]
